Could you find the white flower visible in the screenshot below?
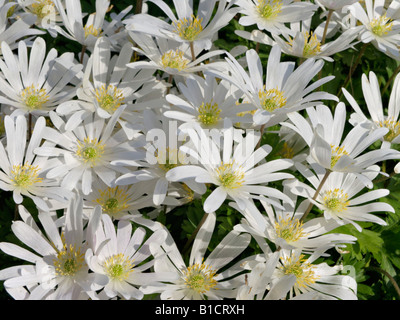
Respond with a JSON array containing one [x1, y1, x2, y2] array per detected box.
[[232, 183, 357, 253], [141, 212, 251, 300], [166, 122, 294, 213], [35, 106, 141, 195], [343, 71, 400, 148], [50, 0, 112, 50], [272, 18, 359, 61], [0, 196, 107, 300], [83, 178, 155, 220], [56, 36, 161, 139], [17, 0, 59, 29], [291, 161, 393, 231], [85, 214, 170, 300], [0, 4, 45, 52], [127, 32, 227, 78], [164, 74, 254, 129], [0, 37, 82, 117], [115, 110, 204, 206], [0, 115, 71, 211], [347, 0, 400, 59], [207, 45, 337, 127], [272, 248, 358, 299], [316, 0, 360, 11], [124, 0, 239, 50], [236, 0, 318, 35], [284, 103, 400, 186]]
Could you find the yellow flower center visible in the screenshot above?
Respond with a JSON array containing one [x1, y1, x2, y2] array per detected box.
[[155, 147, 183, 172], [20, 85, 50, 110], [302, 32, 322, 58], [103, 253, 135, 281], [95, 85, 125, 114], [278, 141, 295, 159], [257, 0, 283, 19], [280, 253, 319, 289], [76, 138, 105, 167], [161, 49, 190, 71], [53, 242, 85, 277], [30, 0, 55, 19], [275, 217, 308, 243], [322, 188, 350, 212], [216, 162, 245, 189], [330, 145, 349, 169], [94, 186, 130, 218], [377, 118, 400, 142], [183, 262, 218, 294], [11, 163, 43, 188], [197, 102, 222, 126], [84, 24, 102, 38], [258, 88, 287, 112], [173, 15, 204, 41], [370, 14, 393, 36]]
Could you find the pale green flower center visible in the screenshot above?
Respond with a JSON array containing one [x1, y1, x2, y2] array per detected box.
[[84, 24, 102, 38], [11, 163, 42, 188], [161, 49, 190, 71], [95, 84, 124, 114], [30, 0, 55, 19], [76, 138, 105, 167], [103, 254, 134, 281], [370, 15, 393, 36], [53, 242, 85, 276], [173, 15, 203, 41], [259, 88, 287, 112], [280, 253, 319, 289], [377, 118, 400, 142], [275, 217, 308, 243], [197, 102, 222, 126], [257, 0, 283, 19], [21, 85, 49, 110], [216, 162, 245, 189], [183, 262, 218, 293], [330, 145, 349, 169], [323, 188, 349, 212], [95, 187, 130, 218]]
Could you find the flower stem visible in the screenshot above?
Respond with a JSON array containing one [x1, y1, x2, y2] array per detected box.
[[80, 45, 86, 64], [135, 0, 143, 14], [321, 9, 334, 46], [318, 9, 333, 81], [382, 63, 400, 96], [300, 169, 331, 222], [182, 212, 209, 255], [367, 266, 400, 299], [337, 43, 368, 98]]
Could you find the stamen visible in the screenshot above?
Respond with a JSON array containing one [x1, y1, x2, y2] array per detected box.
[[95, 84, 124, 114], [322, 188, 349, 212], [103, 253, 135, 281], [197, 102, 222, 126], [30, 0, 55, 19], [173, 15, 203, 41], [161, 49, 190, 71], [76, 138, 105, 167], [95, 187, 130, 217], [11, 163, 43, 188], [330, 145, 349, 169], [275, 217, 308, 243], [370, 14, 393, 36], [20, 85, 49, 110], [53, 241, 85, 277], [84, 24, 102, 38], [280, 253, 319, 289], [183, 261, 218, 293], [376, 118, 400, 142], [215, 162, 245, 189], [258, 88, 287, 112], [257, 0, 283, 19]]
